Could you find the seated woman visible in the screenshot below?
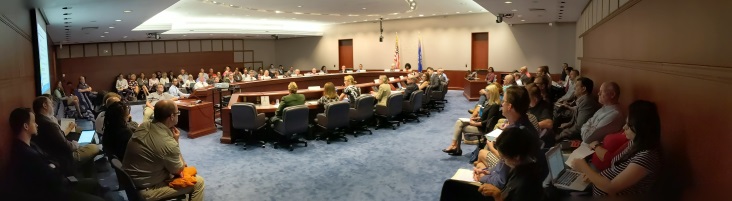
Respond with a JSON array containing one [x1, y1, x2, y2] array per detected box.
[[159, 72, 170, 86], [440, 126, 544, 201], [418, 73, 430, 91], [318, 82, 340, 105], [102, 101, 135, 160], [53, 80, 82, 117], [589, 131, 629, 171], [128, 73, 143, 99], [148, 73, 160, 92], [572, 100, 661, 196], [370, 75, 391, 106], [442, 84, 501, 156], [272, 82, 305, 122], [115, 73, 133, 100], [137, 72, 150, 97], [339, 75, 360, 106]]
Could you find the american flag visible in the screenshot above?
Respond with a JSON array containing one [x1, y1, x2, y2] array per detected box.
[[394, 32, 400, 69]]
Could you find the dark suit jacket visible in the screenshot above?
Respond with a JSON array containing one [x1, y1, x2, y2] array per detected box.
[[429, 73, 442, 90], [559, 95, 600, 140], [32, 114, 76, 175], [276, 93, 306, 117], [479, 104, 501, 133], [403, 83, 419, 100], [520, 74, 533, 85], [3, 140, 69, 200]]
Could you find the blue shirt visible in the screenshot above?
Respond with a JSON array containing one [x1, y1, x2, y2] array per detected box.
[[168, 85, 188, 98]]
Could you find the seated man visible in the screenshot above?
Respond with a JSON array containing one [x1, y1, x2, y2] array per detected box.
[[168, 78, 190, 98], [143, 84, 178, 123], [193, 73, 209, 90], [32, 96, 100, 177], [579, 82, 625, 143], [53, 80, 83, 117], [556, 77, 601, 141], [123, 100, 205, 201], [76, 76, 97, 111], [4, 108, 103, 201], [402, 76, 419, 100], [95, 92, 122, 136]]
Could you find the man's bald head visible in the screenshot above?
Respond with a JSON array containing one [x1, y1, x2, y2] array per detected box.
[[153, 100, 178, 124], [504, 74, 515, 84]]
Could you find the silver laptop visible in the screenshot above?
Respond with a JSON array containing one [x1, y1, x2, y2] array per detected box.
[[546, 146, 590, 191]]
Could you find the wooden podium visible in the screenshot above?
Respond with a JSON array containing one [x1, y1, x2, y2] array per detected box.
[[462, 78, 488, 101]]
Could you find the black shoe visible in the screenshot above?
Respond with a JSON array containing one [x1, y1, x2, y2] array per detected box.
[[442, 148, 456, 153], [448, 149, 463, 156]]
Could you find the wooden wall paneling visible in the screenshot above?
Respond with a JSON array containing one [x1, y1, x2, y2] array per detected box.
[[84, 44, 97, 57], [139, 42, 152, 54], [189, 40, 201, 52], [177, 41, 190, 52], [212, 40, 223, 51], [222, 40, 233, 51], [57, 45, 69, 58], [125, 42, 139, 55], [233, 39, 243, 51], [444, 70, 468, 90], [152, 41, 165, 54], [70, 44, 84, 58], [201, 40, 212, 51], [98, 43, 112, 56], [109, 43, 122, 56], [165, 41, 177, 53]]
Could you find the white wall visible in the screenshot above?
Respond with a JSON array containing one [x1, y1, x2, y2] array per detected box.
[[243, 39, 276, 67], [258, 13, 576, 74]]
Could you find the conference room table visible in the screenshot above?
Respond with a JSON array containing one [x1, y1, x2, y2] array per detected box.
[[175, 99, 217, 138], [212, 71, 409, 144]]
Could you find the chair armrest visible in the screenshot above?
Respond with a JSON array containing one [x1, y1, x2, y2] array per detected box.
[[255, 113, 267, 128], [316, 113, 328, 126], [375, 105, 388, 115]]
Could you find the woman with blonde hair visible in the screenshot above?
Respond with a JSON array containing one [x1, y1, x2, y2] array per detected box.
[[442, 84, 502, 156], [318, 82, 339, 105], [339, 75, 361, 106], [370, 75, 391, 106], [274, 82, 305, 121]]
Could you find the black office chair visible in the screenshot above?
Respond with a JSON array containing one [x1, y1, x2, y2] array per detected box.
[[418, 88, 432, 117], [374, 93, 404, 130], [109, 157, 188, 201], [401, 90, 424, 123], [272, 105, 309, 151], [431, 83, 448, 112], [231, 103, 267, 150], [349, 95, 376, 136], [316, 101, 350, 144]]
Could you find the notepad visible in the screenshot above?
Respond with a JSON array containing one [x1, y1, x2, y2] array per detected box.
[[308, 86, 321, 90], [261, 96, 270, 106], [450, 169, 479, 184], [566, 143, 595, 168], [484, 129, 503, 141], [346, 70, 353, 73], [389, 77, 395, 81], [60, 118, 74, 131], [458, 118, 470, 122]]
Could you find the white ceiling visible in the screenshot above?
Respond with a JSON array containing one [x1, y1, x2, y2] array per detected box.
[[472, 0, 589, 25], [35, 0, 586, 45]]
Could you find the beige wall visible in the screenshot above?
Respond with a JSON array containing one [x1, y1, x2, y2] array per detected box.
[[273, 13, 576, 74], [244, 39, 276, 67]]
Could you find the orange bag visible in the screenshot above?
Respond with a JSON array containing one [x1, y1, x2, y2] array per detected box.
[[168, 166, 197, 188]]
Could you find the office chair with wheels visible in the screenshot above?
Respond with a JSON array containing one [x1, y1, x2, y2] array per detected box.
[[272, 105, 309, 151], [231, 103, 267, 150], [374, 93, 404, 130], [418, 88, 432, 117], [316, 101, 350, 144], [431, 83, 448, 112], [401, 90, 424, 123], [349, 95, 376, 136]]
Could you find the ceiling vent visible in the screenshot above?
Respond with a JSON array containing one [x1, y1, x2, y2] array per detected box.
[[81, 27, 99, 31], [529, 8, 547, 12]]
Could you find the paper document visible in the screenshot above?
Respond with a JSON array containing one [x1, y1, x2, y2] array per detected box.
[[60, 118, 75, 131], [458, 118, 470, 122], [566, 143, 595, 168], [450, 169, 478, 183], [306, 101, 319, 105], [484, 129, 503, 141]]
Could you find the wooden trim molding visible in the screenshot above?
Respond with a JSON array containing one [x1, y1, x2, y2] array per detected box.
[[579, 0, 643, 38], [0, 14, 31, 41], [580, 57, 732, 84]]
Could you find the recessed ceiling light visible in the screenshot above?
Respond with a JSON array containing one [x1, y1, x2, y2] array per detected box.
[[456, 12, 460, 13], [362, 8, 366, 9], [109, 26, 114, 28], [409, 16, 413, 18], [123, 10, 132, 13], [100, 36, 105, 37], [104, 32, 109, 34], [123, 36, 127, 38], [521, 20, 525, 21], [432, 14, 436, 15], [115, 19, 122, 22], [275, 10, 283, 13], [297, 5, 302, 7], [212, 1, 217, 3], [419, 14, 424, 17], [512, 9, 518, 12], [468, 11, 472, 13], [292, 18, 296, 19], [505, 1, 513, 3]]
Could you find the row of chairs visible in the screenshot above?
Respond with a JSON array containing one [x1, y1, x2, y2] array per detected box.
[[230, 83, 449, 151]]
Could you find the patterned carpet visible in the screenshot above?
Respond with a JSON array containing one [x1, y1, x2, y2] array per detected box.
[[101, 90, 478, 201]]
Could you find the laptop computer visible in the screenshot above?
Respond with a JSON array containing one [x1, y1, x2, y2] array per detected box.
[[546, 146, 590, 191], [77, 130, 96, 146]]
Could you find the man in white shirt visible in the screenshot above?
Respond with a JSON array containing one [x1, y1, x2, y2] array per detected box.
[[193, 73, 209, 90], [177, 69, 189, 82], [557, 69, 580, 103], [143, 84, 178, 123], [580, 82, 624, 143], [168, 79, 189, 98], [437, 68, 449, 83]]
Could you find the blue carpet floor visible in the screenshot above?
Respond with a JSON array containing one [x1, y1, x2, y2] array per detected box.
[[105, 90, 478, 201]]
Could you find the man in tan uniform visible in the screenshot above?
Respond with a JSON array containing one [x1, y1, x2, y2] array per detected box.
[[122, 100, 205, 201]]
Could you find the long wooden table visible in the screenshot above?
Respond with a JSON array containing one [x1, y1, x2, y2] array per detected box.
[[217, 72, 408, 144]]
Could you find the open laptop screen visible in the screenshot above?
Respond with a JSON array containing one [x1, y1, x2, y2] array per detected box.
[[547, 147, 565, 180]]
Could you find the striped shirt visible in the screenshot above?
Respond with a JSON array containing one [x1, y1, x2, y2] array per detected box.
[[592, 142, 660, 196]]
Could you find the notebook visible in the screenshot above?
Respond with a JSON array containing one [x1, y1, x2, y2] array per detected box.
[[565, 143, 595, 168], [450, 169, 479, 184], [484, 129, 503, 141], [59, 118, 75, 131]]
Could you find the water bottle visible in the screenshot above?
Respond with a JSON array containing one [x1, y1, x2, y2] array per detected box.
[[478, 105, 484, 117]]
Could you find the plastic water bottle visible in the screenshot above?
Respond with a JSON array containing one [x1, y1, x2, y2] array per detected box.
[[478, 105, 484, 117]]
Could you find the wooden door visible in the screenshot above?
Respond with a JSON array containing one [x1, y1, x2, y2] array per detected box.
[[338, 39, 353, 69], [471, 32, 489, 71]]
